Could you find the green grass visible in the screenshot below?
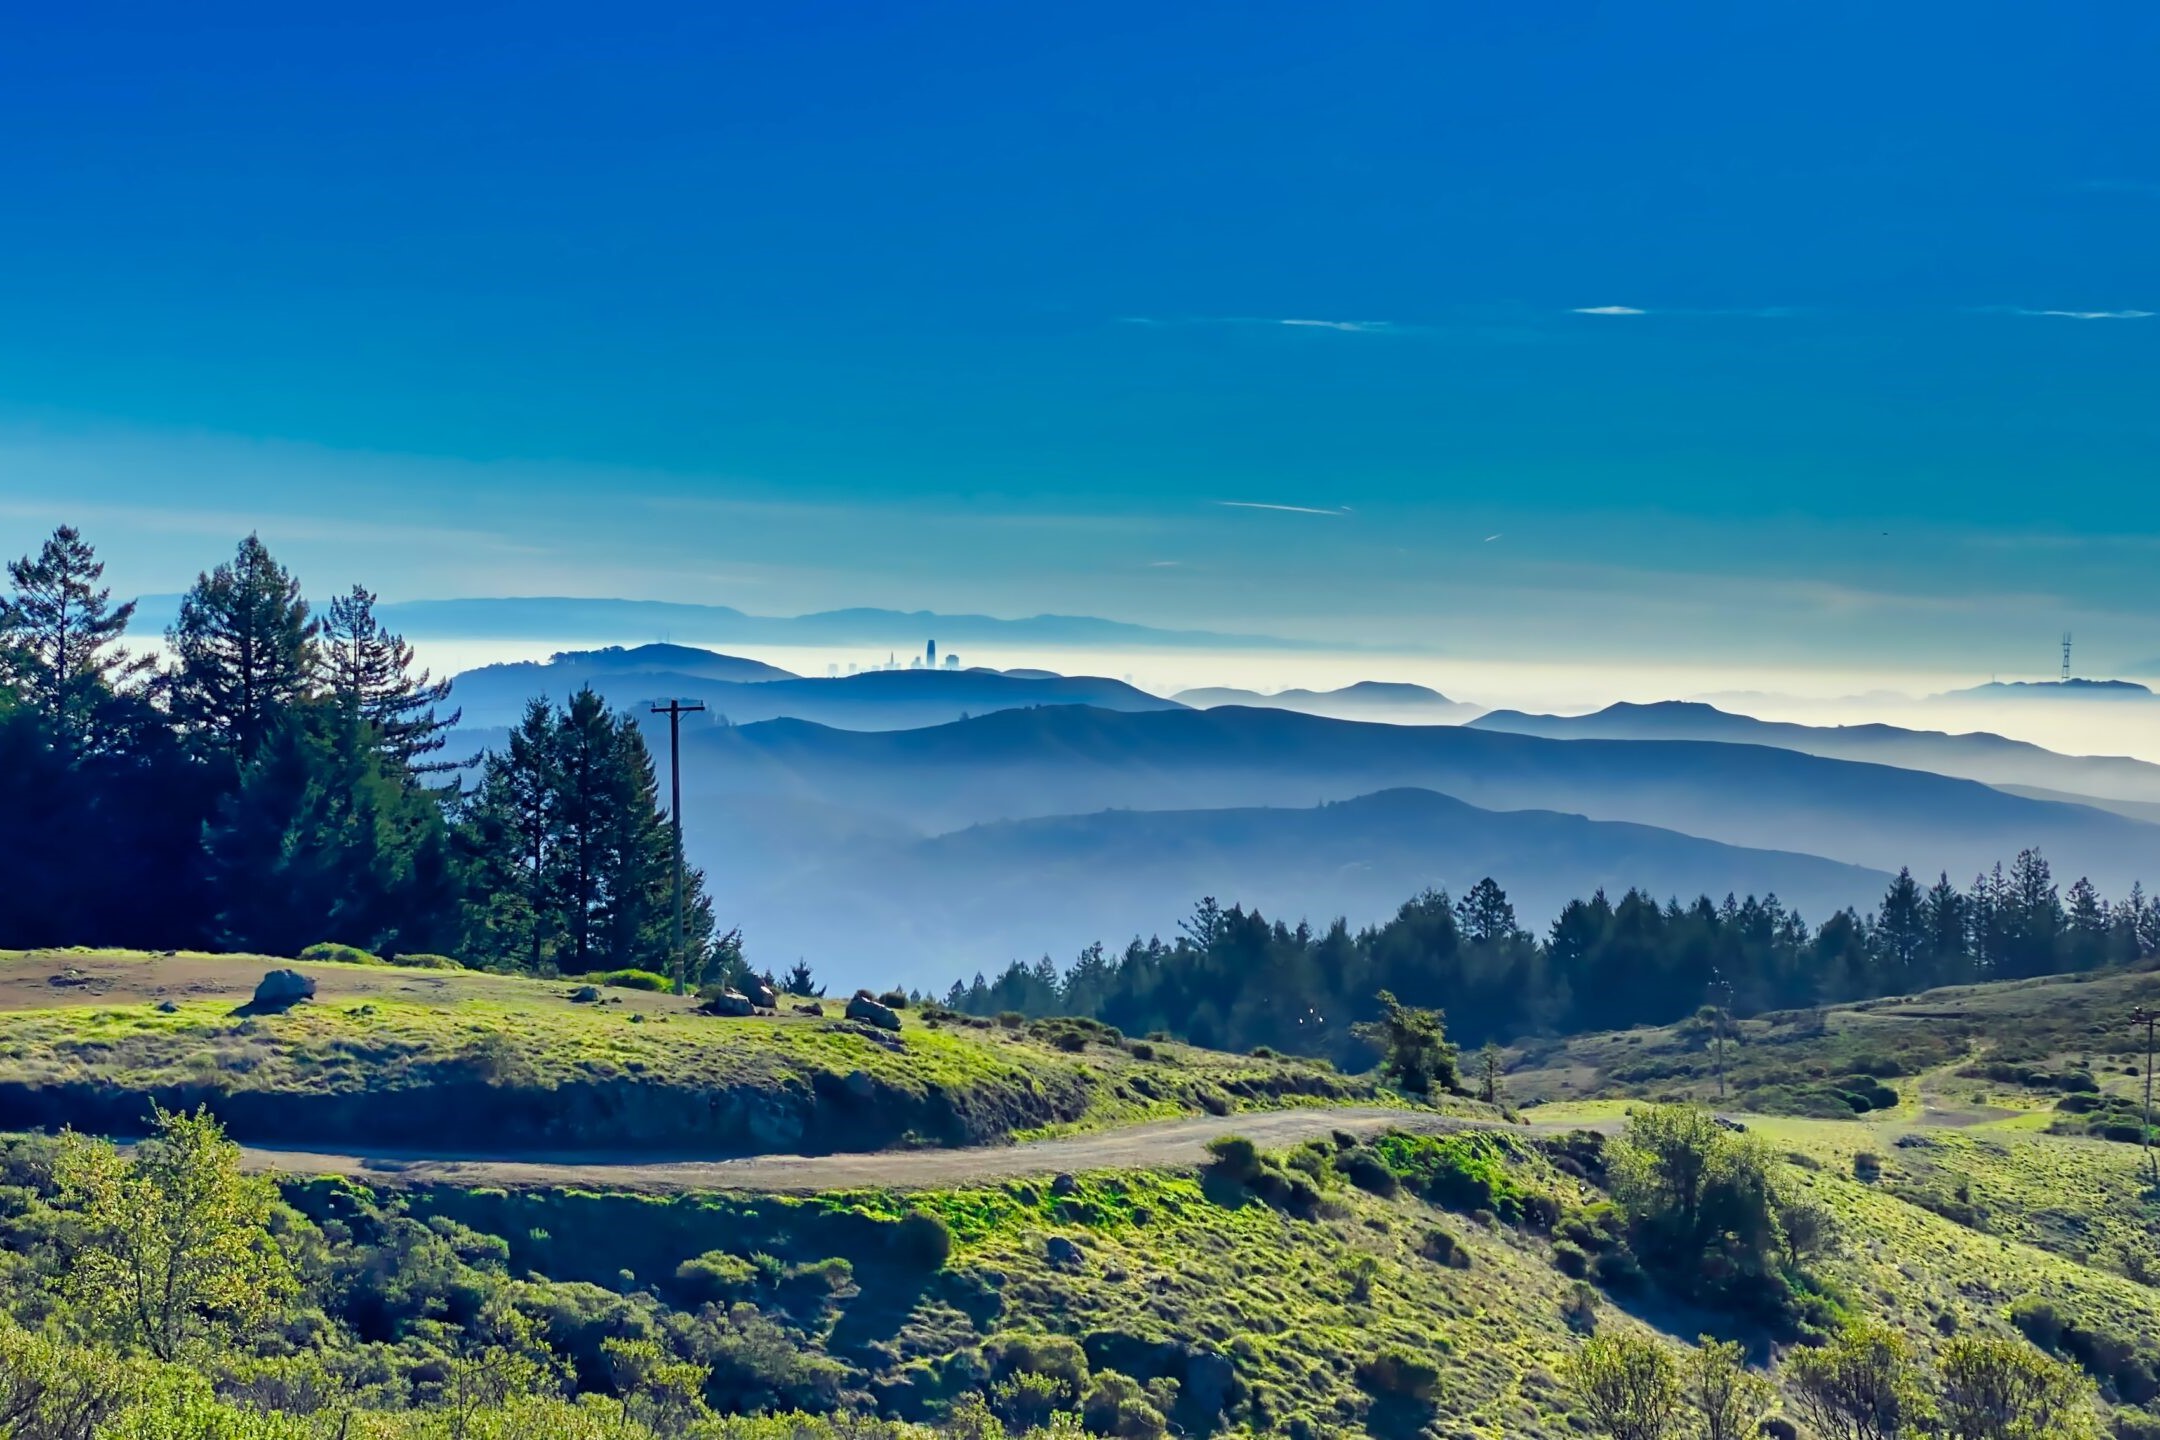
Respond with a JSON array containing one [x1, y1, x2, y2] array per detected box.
[[0, 949, 1412, 1156], [1506, 961, 2160, 1125]]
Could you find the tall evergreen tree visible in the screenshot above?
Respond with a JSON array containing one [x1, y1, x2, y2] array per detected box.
[[0, 525, 151, 758], [1921, 872, 1969, 985], [1875, 868, 1926, 986], [168, 535, 317, 765], [459, 699, 562, 972], [319, 585, 460, 773]]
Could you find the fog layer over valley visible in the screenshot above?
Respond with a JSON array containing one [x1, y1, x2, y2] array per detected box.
[[443, 648, 2160, 986]]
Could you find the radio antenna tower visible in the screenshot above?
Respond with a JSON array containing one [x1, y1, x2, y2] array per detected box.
[[2061, 632, 2073, 683]]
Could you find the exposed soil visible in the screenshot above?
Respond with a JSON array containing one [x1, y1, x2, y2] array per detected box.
[[240, 1105, 1464, 1192]]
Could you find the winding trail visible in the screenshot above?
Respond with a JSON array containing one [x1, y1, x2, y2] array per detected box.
[[240, 1105, 1466, 1193]]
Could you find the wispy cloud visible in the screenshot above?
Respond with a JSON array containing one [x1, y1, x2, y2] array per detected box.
[[1572, 305, 1647, 316], [1483, 533, 1504, 543], [1277, 318, 1392, 333], [2011, 307, 2153, 320], [1217, 501, 1352, 517], [1121, 315, 1399, 335]]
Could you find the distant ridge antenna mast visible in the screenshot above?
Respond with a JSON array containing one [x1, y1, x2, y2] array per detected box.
[[2062, 632, 2074, 683]]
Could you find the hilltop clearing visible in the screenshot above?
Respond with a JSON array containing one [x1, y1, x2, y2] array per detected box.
[[0, 949, 1410, 1157]]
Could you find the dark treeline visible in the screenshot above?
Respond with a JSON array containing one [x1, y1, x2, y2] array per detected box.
[[0, 525, 737, 983], [947, 859, 2160, 1063]]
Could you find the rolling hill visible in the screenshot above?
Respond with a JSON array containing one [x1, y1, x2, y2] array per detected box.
[[672, 704, 2160, 893], [1171, 681, 1478, 723], [1470, 700, 2160, 804], [723, 787, 1892, 983]]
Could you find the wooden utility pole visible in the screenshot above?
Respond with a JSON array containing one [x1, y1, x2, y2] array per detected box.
[[650, 699, 706, 995], [2136, 1004, 2158, 1184]]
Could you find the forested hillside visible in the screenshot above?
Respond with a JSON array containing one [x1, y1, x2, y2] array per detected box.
[[950, 859, 2160, 1064]]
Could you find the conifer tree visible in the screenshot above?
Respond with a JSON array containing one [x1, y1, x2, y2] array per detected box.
[[319, 585, 459, 773], [168, 535, 317, 765], [0, 525, 151, 758]]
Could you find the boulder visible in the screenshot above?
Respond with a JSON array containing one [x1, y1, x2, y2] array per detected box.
[[793, 1001, 825, 1017], [703, 989, 755, 1018], [847, 990, 901, 1031], [154, 1000, 179, 1014], [569, 985, 602, 1003], [253, 969, 316, 1008], [1049, 1173, 1080, 1198], [844, 1069, 877, 1101], [748, 981, 779, 1009], [1045, 1236, 1084, 1269]]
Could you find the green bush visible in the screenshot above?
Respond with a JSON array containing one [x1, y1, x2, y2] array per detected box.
[[1355, 1346, 1440, 1401], [387, 952, 463, 970], [591, 968, 672, 992], [671, 1250, 759, 1306], [1204, 1135, 1264, 1185], [890, 1210, 952, 1270], [297, 942, 381, 966]]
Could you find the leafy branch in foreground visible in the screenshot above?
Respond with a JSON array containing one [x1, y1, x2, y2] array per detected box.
[[54, 1105, 295, 1362]]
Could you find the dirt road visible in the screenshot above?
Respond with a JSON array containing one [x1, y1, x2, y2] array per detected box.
[[242, 1105, 1463, 1193]]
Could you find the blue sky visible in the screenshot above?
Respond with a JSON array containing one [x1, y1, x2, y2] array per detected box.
[[2, 1, 2156, 675]]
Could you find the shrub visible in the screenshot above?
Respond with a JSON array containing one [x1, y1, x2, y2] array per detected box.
[[1419, 1227, 1468, 1268], [1356, 1346, 1441, 1402], [890, 1210, 952, 1270], [1205, 1135, 1264, 1186], [1551, 1241, 1590, 1279], [877, 990, 908, 1009], [388, 952, 462, 970], [1938, 1333, 2101, 1440], [591, 968, 672, 992], [1782, 1321, 1925, 1440], [1852, 1151, 1883, 1182], [298, 942, 381, 966], [1561, 1331, 1678, 1436], [1126, 1041, 1155, 1060], [1081, 1370, 1168, 1440], [672, 1250, 759, 1306], [1353, 990, 1461, 1095], [1338, 1146, 1400, 1197], [1561, 1282, 1599, 1334], [996, 1012, 1025, 1030]]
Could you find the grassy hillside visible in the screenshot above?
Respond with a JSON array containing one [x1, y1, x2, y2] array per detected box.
[[0, 948, 1396, 1155], [1504, 961, 2160, 1127], [5, 948, 2158, 1437]]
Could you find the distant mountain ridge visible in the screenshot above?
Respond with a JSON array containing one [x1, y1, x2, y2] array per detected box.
[[1468, 700, 2160, 805], [728, 786, 1893, 985], [447, 645, 1184, 731], [667, 704, 2160, 894], [127, 594, 1326, 652], [1933, 678, 2156, 701], [1172, 680, 1477, 723]]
